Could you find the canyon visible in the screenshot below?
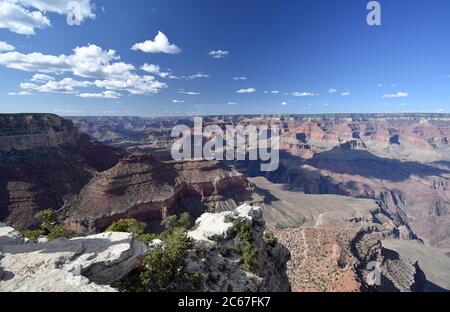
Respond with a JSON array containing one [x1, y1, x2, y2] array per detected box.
[[1, 113, 450, 292]]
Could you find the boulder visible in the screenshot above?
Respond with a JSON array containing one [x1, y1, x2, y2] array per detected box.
[[0, 230, 146, 292]]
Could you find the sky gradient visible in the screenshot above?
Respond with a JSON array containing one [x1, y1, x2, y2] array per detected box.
[[0, 0, 450, 117]]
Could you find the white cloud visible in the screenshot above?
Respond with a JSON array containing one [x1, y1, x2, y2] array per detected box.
[[78, 91, 121, 99], [179, 90, 200, 95], [172, 100, 184, 103], [185, 73, 209, 80], [341, 92, 351, 96], [0, 44, 168, 96], [30, 73, 54, 82], [281, 101, 288, 106], [21, 77, 92, 93], [0, 51, 71, 73], [8, 91, 32, 96], [382, 91, 409, 98], [19, 0, 95, 19], [0, 1, 50, 35], [292, 91, 317, 97], [132, 31, 181, 54], [94, 75, 167, 95], [0, 0, 94, 35], [271, 90, 280, 94], [328, 88, 337, 94], [436, 108, 445, 113], [228, 102, 237, 105], [233, 76, 246, 80], [377, 83, 383, 87], [141, 63, 208, 80], [209, 50, 229, 59], [236, 88, 256, 94], [0, 41, 15, 51]]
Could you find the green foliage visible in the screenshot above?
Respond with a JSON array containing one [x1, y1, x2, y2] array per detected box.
[[136, 233, 158, 245], [113, 212, 202, 292], [23, 209, 74, 242], [240, 244, 259, 273], [234, 219, 254, 243], [23, 229, 45, 242], [35, 209, 57, 231], [233, 218, 260, 274], [161, 212, 192, 233], [106, 219, 146, 236], [264, 231, 278, 247], [47, 224, 75, 241]]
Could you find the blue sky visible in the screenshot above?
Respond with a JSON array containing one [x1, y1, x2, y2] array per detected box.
[[0, 0, 450, 116]]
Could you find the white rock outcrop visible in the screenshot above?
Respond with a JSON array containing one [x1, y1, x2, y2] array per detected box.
[[0, 224, 146, 292], [184, 204, 291, 292]]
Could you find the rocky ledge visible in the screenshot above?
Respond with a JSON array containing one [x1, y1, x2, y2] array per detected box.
[[184, 204, 291, 292], [0, 223, 146, 292]]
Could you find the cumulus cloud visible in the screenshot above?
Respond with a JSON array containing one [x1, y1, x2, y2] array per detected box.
[[292, 91, 317, 97], [233, 76, 246, 80], [228, 102, 237, 105], [236, 88, 256, 94], [209, 50, 229, 59], [132, 31, 181, 54], [341, 92, 351, 96], [328, 88, 337, 94], [271, 90, 280, 94], [0, 44, 168, 96], [281, 101, 288, 106], [382, 91, 409, 98], [78, 91, 121, 99], [94, 75, 167, 95], [172, 100, 184, 103], [0, 0, 94, 35], [21, 77, 92, 93], [0, 41, 15, 51]]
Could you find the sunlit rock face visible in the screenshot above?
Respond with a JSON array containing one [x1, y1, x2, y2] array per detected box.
[[0, 223, 146, 292]]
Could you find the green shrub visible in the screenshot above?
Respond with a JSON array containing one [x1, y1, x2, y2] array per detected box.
[[106, 219, 146, 236], [161, 212, 192, 233], [23, 210, 73, 242], [264, 232, 278, 247], [35, 209, 57, 231], [234, 219, 254, 243], [113, 215, 202, 292], [47, 224, 75, 241], [136, 233, 158, 245], [240, 244, 259, 273], [23, 229, 45, 242]]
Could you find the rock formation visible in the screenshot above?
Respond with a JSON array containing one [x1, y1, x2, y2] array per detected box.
[[275, 227, 426, 292], [184, 204, 291, 292], [63, 154, 254, 234], [0, 114, 123, 230], [0, 223, 146, 292]]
